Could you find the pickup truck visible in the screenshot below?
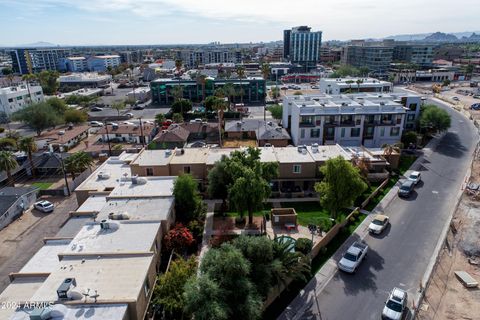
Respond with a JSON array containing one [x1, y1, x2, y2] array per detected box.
[[338, 241, 368, 273]]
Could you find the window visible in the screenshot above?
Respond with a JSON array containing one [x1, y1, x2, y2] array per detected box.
[[390, 127, 400, 136], [115, 133, 121, 137], [351, 128, 360, 137], [146, 168, 154, 176], [407, 114, 415, 121], [300, 129, 305, 139], [144, 278, 150, 297], [409, 103, 418, 111], [293, 165, 301, 174], [380, 127, 385, 137], [365, 126, 374, 136], [16, 96, 22, 100], [310, 129, 320, 138], [184, 166, 191, 174], [8, 98, 13, 103], [341, 128, 346, 138]]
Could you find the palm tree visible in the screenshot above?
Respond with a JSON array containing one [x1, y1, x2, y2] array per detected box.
[[236, 66, 246, 104], [196, 74, 207, 102], [212, 97, 227, 147], [345, 80, 355, 93], [222, 83, 236, 105], [155, 113, 166, 127], [22, 74, 37, 104], [64, 151, 93, 180], [0, 151, 18, 187], [261, 63, 271, 81], [271, 239, 310, 286], [175, 59, 183, 76], [356, 79, 364, 93], [171, 86, 184, 102], [18, 137, 38, 178]]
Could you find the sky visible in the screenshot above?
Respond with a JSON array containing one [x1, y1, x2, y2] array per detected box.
[[0, 0, 479, 46]]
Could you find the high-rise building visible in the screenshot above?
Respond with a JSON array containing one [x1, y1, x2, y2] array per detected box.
[[179, 49, 242, 67], [342, 41, 394, 74], [283, 26, 322, 71], [10, 48, 71, 74]]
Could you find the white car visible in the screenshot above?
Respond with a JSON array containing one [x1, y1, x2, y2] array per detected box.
[[125, 112, 134, 118], [123, 121, 135, 125], [407, 171, 421, 185], [368, 214, 389, 234], [34, 200, 54, 213], [90, 121, 104, 127], [382, 287, 407, 320], [338, 241, 368, 273]]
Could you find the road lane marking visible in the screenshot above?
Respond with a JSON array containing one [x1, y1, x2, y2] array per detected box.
[[432, 190, 439, 194]]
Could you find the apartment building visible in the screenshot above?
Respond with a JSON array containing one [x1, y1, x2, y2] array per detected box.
[[283, 26, 322, 71], [179, 49, 242, 68], [58, 57, 88, 72], [319, 78, 392, 94], [10, 48, 71, 74], [392, 44, 434, 67], [342, 41, 394, 73], [0, 151, 177, 320], [87, 55, 121, 72], [98, 123, 157, 145], [150, 77, 265, 105], [0, 83, 44, 115], [35, 125, 89, 152], [282, 92, 421, 147]]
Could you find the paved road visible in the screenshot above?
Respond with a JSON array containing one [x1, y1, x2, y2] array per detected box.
[[280, 96, 478, 320]]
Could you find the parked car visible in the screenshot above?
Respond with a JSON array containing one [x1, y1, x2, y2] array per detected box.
[[407, 171, 421, 185], [90, 121, 104, 127], [368, 214, 390, 234], [34, 200, 54, 213], [90, 107, 103, 112], [382, 287, 408, 320], [398, 180, 415, 198], [452, 96, 459, 101], [338, 241, 368, 273], [473, 95, 480, 99], [107, 122, 118, 126], [470, 103, 480, 110], [132, 105, 144, 110], [125, 112, 134, 118], [123, 121, 135, 125]]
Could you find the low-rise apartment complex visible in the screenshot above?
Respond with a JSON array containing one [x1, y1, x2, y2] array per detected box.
[[319, 78, 392, 94], [282, 92, 421, 147], [0, 83, 44, 115]]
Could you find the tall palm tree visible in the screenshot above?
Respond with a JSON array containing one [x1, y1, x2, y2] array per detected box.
[[171, 86, 184, 102], [22, 74, 37, 104], [212, 97, 227, 147], [222, 83, 236, 105], [64, 151, 93, 180], [0, 151, 18, 187], [175, 59, 183, 76], [261, 63, 271, 81], [196, 74, 207, 102], [18, 137, 37, 178], [236, 66, 246, 104]]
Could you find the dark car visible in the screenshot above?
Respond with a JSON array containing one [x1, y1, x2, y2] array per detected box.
[[132, 105, 144, 110], [90, 107, 103, 112], [398, 180, 415, 198]]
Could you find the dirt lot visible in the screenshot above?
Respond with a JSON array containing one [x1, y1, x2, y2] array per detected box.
[[417, 161, 480, 320]]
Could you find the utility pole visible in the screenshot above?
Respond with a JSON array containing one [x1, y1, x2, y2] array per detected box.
[[103, 119, 112, 156], [138, 117, 145, 148], [54, 153, 70, 196]]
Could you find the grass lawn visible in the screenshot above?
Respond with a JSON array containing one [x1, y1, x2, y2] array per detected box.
[[397, 155, 417, 175], [31, 182, 54, 190], [280, 201, 351, 228]]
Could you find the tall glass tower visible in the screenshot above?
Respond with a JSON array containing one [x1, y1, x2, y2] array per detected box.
[[283, 26, 322, 72]]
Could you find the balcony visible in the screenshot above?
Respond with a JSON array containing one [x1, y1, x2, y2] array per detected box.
[[299, 122, 315, 127], [339, 120, 355, 126]]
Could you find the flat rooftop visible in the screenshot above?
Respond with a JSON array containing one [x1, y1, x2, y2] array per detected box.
[[64, 221, 160, 254], [55, 216, 95, 238], [20, 240, 71, 273], [30, 255, 153, 302], [131, 149, 174, 167], [76, 153, 137, 192], [258, 147, 278, 163], [107, 176, 175, 198], [76, 195, 107, 212], [205, 148, 236, 166], [8, 304, 128, 320], [96, 197, 174, 222], [169, 148, 209, 165], [306, 145, 352, 162], [273, 147, 315, 163], [0, 277, 47, 320]]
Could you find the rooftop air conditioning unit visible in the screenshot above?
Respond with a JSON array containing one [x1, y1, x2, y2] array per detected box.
[[136, 177, 148, 185], [165, 149, 172, 156], [98, 171, 110, 179], [58, 130, 65, 135], [56, 278, 77, 300], [100, 219, 110, 229], [131, 175, 139, 184], [175, 148, 182, 156], [267, 121, 273, 126], [236, 121, 242, 127], [275, 127, 282, 132]]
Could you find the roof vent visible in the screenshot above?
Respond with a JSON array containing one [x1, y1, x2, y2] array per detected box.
[[108, 212, 130, 220], [165, 149, 172, 156], [57, 278, 77, 300]]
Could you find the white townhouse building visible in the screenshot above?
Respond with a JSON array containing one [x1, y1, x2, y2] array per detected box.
[[0, 83, 44, 116]]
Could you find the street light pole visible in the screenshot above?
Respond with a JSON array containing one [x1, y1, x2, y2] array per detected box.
[[138, 117, 145, 148], [103, 119, 112, 156]]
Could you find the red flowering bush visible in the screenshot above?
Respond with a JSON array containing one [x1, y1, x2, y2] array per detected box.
[[163, 223, 194, 252]]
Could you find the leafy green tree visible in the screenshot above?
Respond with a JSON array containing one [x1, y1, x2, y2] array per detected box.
[[204, 95, 218, 111], [1, 67, 13, 76], [329, 65, 360, 78], [46, 97, 67, 115], [261, 63, 271, 80], [171, 86, 184, 102], [293, 91, 303, 95], [401, 131, 418, 146], [18, 137, 38, 177], [420, 104, 451, 133], [314, 156, 367, 219], [173, 174, 202, 222], [155, 113, 166, 126], [0, 151, 18, 186], [111, 100, 126, 116], [270, 86, 280, 99], [268, 104, 282, 119], [184, 275, 228, 320], [358, 66, 370, 77], [163, 223, 195, 253], [64, 151, 93, 180], [0, 138, 16, 151], [12, 102, 62, 136], [64, 109, 88, 124], [37, 70, 59, 95], [222, 83, 236, 104], [271, 238, 311, 285], [295, 238, 313, 255], [207, 158, 231, 211], [196, 244, 262, 320], [172, 113, 183, 123], [171, 99, 192, 114], [153, 256, 197, 319]]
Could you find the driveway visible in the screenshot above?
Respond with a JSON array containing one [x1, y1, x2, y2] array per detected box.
[[279, 93, 478, 319], [0, 194, 78, 292]]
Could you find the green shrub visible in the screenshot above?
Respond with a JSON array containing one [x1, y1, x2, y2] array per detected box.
[[295, 238, 313, 255]]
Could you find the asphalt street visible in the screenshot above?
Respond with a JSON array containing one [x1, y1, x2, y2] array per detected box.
[[279, 95, 478, 320]]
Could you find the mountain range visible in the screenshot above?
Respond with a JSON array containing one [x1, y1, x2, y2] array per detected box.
[[384, 31, 480, 42]]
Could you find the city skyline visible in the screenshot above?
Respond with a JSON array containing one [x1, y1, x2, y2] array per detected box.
[[0, 0, 479, 46]]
